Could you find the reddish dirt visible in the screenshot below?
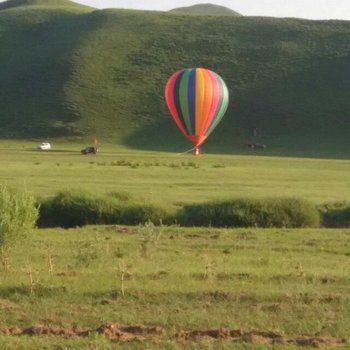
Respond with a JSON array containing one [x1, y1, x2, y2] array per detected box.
[[0, 299, 19, 310], [177, 328, 349, 347], [0, 324, 348, 347], [0, 323, 164, 341], [95, 323, 165, 341]]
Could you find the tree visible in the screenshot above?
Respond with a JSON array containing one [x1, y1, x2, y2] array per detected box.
[[0, 185, 38, 271]]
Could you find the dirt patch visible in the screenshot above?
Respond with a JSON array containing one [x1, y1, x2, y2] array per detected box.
[[293, 336, 349, 348], [0, 299, 19, 310], [0, 323, 164, 341], [22, 325, 86, 337], [0, 324, 348, 347], [177, 328, 349, 348], [95, 323, 165, 341], [0, 327, 22, 336]]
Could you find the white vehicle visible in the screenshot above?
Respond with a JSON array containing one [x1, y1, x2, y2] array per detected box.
[[37, 142, 51, 150]]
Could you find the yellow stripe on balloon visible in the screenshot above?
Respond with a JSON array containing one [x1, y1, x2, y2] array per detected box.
[[195, 69, 205, 135]]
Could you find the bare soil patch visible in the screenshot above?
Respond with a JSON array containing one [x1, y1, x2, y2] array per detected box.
[[0, 299, 19, 310], [0, 324, 348, 347], [177, 328, 349, 347]]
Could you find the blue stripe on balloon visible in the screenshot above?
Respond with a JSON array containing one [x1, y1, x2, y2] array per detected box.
[[187, 69, 196, 135]]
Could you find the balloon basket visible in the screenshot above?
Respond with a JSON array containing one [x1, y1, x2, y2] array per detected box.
[[194, 147, 201, 156]]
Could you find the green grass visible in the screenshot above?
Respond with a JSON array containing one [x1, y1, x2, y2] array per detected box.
[[0, 225, 349, 349], [0, 1, 349, 158], [0, 143, 349, 207]]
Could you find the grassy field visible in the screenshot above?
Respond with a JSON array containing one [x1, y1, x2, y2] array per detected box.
[[0, 142, 349, 207], [0, 143, 348, 349], [0, 225, 349, 349]]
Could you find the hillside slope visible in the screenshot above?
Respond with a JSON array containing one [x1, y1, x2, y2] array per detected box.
[[169, 3, 241, 16], [0, 0, 92, 10], [0, 0, 349, 157]]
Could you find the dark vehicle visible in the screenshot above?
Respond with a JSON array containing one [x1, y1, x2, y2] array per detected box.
[[247, 143, 267, 149], [81, 146, 97, 155]]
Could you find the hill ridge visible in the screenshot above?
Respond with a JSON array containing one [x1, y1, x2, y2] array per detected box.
[[0, 0, 91, 10], [169, 3, 242, 16]]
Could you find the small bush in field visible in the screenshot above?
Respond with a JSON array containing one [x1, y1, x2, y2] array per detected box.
[[0, 185, 38, 270], [119, 205, 171, 225], [319, 201, 350, 228], [138, 221, 163, 258], [38, 191, 107, 228], [178, 197, 320, 228]]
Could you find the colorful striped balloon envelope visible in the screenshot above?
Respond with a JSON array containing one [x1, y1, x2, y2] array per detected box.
[[165, 68, 229, 149]]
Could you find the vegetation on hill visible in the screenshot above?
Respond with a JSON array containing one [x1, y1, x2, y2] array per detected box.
[[0, 0, 92, 10], [0, 0, 349, 157], [169, 3, 242, 16]]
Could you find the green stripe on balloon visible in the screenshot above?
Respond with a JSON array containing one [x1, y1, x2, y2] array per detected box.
[[178, 70, 193, 134], [206, 76, 229, 137]]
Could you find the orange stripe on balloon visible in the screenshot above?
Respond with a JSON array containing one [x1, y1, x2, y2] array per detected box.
[[199, 69, 214, 136], [201, 70, 220, 135]]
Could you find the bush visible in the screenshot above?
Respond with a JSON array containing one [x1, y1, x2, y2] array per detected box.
[[38, 191, 109, 228], [319, 201, 350, 228], [119, 205, 170, 225], [0, 185, 38, 269], [178, 197, 320, 228], [38, 191, 171, 228], [39, 192, 322, 229]]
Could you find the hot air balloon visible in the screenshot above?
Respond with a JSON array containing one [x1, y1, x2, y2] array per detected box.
[[165, 68, 229, 155]]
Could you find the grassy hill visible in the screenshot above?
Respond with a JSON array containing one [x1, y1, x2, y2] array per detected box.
[[0, 0, 92, 10], [169, 3, 242, 16], [0, 0, 349, 158]]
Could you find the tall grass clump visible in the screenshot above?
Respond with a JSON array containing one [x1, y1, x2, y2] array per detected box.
[[178, 197, 320, 228], [38, 191, 111, 228], [0, 185, 38, 270], [119, 205, 171, 226], [319, 201, 350, 228], [38, 191, 172, 228]]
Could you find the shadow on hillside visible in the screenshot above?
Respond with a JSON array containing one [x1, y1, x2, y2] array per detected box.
[[0, 10, 100, 138], [123, 106, 350, 159], [125, 57, 350, 160]]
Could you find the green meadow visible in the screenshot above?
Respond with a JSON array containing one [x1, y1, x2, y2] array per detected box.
[[0, 0, 350, 348], [1, 142, 349, 206], [0, 143, 349, 348], [0, 225, 349, 349]]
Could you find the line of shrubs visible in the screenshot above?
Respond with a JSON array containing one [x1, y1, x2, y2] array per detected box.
[[37, 191, 350, 229], [37, 191, 168, 228]]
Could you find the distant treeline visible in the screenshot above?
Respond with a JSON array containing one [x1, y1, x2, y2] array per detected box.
[[37, 191, 349, 229]]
